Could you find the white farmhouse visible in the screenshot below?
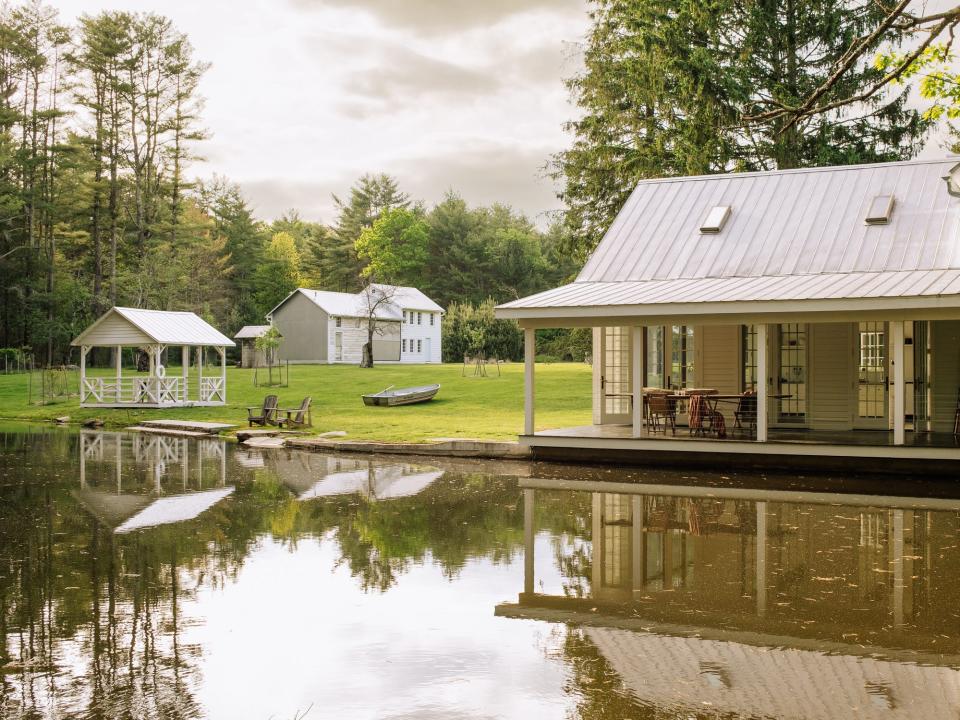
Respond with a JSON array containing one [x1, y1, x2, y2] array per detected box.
[[268, 284, 443, 364]]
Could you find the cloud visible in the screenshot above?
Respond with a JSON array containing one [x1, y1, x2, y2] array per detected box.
[[290, 0, 584, 34], [342, 45, 502, 105], [236, 140, 564, 228]]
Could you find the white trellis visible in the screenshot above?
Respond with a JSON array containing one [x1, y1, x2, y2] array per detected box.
[[72, 307, 234, 408]]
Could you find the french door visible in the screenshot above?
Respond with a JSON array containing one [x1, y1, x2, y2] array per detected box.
[[601, 326, 632, 424], [856, 321, 887, 429]]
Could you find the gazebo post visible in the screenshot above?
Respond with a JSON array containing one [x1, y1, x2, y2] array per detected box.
[[79, 345, 87, 402], [182, 345, 189, 402], [115, 345, 122, 402], [219, 346, 227, 403], [197, 346, 203, 401]]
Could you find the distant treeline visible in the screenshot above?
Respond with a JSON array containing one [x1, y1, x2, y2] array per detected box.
[[0, 4, 578, 365]]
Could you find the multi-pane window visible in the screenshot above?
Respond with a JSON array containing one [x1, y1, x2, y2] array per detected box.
[[669, 325, 694, 389], [402, 339, 407, 353], [646, 326, 664, 388], [778, 323, 806, 420], [429, 313, 434, 326], [417, 339, 422, 353], [645, 326, 694, 389], [335, 317, 341, 328], [742, 325, 757, 391], [417, 312, 422, 325], [858, 321, 886, 419], [604, 326, 631, 414]]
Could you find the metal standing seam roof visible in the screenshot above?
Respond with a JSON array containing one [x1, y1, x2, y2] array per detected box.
[[271, 285, 443, 320], [498, 158, 960, 316], [234, 325, 272, 339], [72, 307, 235, 347]]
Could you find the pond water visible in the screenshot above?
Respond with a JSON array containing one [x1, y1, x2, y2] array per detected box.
[[1, 427, 959, 719]]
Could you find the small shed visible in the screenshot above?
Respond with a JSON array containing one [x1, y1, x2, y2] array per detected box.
[[234, 325, 273, 368], [71, 307, 234, 408]]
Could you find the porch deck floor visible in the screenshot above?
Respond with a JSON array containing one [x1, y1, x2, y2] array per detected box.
[[533, 424, 960, 449]]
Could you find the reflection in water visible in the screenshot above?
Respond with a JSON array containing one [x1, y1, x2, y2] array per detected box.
[[500, 479, 960, 718], [1, 427, 960, 718]]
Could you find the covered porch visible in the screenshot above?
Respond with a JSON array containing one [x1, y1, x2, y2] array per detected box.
[[515, 312, 960, 472], [72, 307, 235, 409]]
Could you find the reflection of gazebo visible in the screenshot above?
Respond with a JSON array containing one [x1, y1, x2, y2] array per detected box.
[[72, 307, 234, 408], [75, 431, 233, 533]]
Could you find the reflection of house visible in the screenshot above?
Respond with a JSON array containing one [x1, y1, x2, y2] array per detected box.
[[74, 431, 233, 533], [585, 626, 960, 720], [498, 478, 960, 718], [234, 325, 272, 368], [265, 451, 442, 501], [497, 159, 960, 471], [268, 285, 443, 364]]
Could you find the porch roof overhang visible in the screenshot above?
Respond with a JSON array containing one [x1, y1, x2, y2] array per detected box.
[[495, 269, 960, 327], [72, 307, 235, 348]]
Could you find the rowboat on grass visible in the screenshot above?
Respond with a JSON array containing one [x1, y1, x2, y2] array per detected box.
[[362, 384, 440, 407]]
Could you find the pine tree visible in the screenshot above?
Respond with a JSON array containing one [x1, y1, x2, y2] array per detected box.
[[555, 0, 928, 259]]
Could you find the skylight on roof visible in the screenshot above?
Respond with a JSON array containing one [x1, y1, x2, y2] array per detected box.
[[699, 206, 731, 234], [865, 194, 895, 225]]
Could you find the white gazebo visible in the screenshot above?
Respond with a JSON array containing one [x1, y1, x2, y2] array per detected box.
[[72, 307, 235, 408]]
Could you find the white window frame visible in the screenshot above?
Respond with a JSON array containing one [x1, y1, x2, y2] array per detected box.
[[417, 339, 422, 353], [402, 339, 407, 353], [429, 313, 434, 326], [417, 312, 422, 325], [335, 317, 341, 328]]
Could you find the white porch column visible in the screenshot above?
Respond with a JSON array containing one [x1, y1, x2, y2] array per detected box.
[[756, 324, 769, 442], [632, 326, 645, 438], [524, 328, 535, 435], [892, 320, 906, 445]]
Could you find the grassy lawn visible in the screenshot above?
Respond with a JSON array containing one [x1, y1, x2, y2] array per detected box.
[[0, 362, 592, 442]]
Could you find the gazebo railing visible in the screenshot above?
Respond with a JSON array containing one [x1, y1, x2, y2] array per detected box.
[[200, 376, 225, 403], [81, 376, 186, 405]]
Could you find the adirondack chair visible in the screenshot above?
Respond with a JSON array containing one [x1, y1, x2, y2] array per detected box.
[[246, 395, 279, 427], [279, 397, 312, 429]]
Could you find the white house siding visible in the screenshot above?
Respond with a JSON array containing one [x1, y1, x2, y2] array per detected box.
[[274, 292, 328, 363], [400, 310, 442, 363], [697, 325, 741, 394], [78, 314, 153, 346], [930, 320, 960, 432], [327, 318, 401, 363], [808, 323, 855, 431]]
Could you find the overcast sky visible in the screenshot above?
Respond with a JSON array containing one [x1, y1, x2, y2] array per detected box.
[[54, 0, 590, 227]]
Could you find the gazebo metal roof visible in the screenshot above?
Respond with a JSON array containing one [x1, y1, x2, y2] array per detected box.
[[72, 307, 234, 347]]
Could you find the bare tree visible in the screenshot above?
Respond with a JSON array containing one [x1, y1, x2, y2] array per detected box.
[[359, 283, 397, 369], [745, 3, 960, 129]]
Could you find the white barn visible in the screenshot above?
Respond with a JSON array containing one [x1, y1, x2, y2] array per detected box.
[[268, 284, 443, 364], [496, 157, 960, 472]]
